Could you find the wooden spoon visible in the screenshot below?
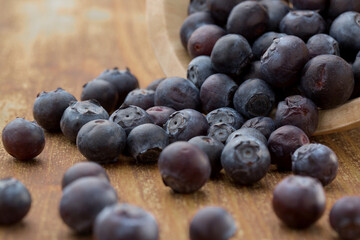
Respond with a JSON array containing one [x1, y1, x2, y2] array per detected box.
[[146, 0, 360, 135]]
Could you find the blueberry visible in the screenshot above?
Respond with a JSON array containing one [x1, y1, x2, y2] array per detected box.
[[59, 177, 118, 233], [0, 178, 31, 224], [189, 136, 224, 176], [146, 106, 176, 127], [227, 1, 269, 42], [233, 78, 275, 119], [187, 24, 226, 58], [268, 125, 310, 170], [252, 32, 287, 60], [275, 95, 319, 136], [207, 123, 236, 144], [94, 203, 159, 240], [206, 107, 244, 129], [300, 54, 354, 109], [158, 142, 211, 193], [226, 127, 267, 145], [33, 88, 76, 131], [241, 117, 275, 139], [60, 100, 109, 142], [259, 0, 290, 31], [154, 77, 200, 110], [292, 143, 338, 186], [260, 35, 309, 88], [164, 109, 209, 143], [180, 12, 215, 48], [127, 123, 169, 163], [211, 34, 253, 76], [81, 79, 118, 113], [279, 10, 326, 41], [188, 0, 208, 15], [96, 67, 139, 107], [221, 136, 271, 185], [61, 162, 110, 190], [189, 207, 236, 240], [200, 74, 238, 113], [2, 118, 45, 160], [122, 89, 155, 110], [306, 34, 340, 59], [329, 196, 360, 240], [241, 61, 263, 80], [352, 51, 360, 98], [273, 175, 326, 229], [187, 56, 216, 89], [329, 11, 360, 60], [109, 105, 153, 134], [76, 120, 126, 163], [146, 78, 165, 91]]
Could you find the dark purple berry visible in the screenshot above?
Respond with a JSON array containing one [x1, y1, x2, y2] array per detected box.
[[165, 109, 209, 143], [260, 35, 309, 88], [329, 196, 360, 240], [241, 61, 262, 80], [268, 125, 310, 170], [59, 177, 118, 233], [206, 107, 244, 129], [211, 34, 253, 76], [187, 56, 216, 89], [275, 95, 319, 136], [127, 123, 169, 163], [96, 67, 139, 107], [109, 105, 153, 134], [154, 77, 200, 110], [328, 0, 360, 20], [221, 136, 271, 185], [233, 78, 275, 119], [272, 175, 326, 229], [208, 123, 236, 144], [158, 142, 211, 193], [33, 88, 76, 131], [300, 54, 354, 109], [187, 24, 226, 58], [0, 178, 31, 225], [200, 74, 238, 113], [76, 120, 126, 163], [290, 0, 328, 11], [329, 11, 360, 60], [61, 162, 110, 190], [279, 10, 326, 41], [242, 117, 275, 139], [292, 143, 338, 186], [189, 207, 236, 240], [207, 0, 243, 25], [146, 106, 176, 127], [226, 127, 267, 145], [227, 1, 269, 42], [306, 34, 340, 59], [180, 12, 215, 48], [94, 203, 159, 240], [122, 89, 155, 110], [81, 79, 118, 113], [352, 52, 360, 98], [189, 136, 224, 176], [2, 118, 45, 160]]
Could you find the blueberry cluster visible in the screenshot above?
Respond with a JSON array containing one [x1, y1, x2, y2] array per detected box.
[[0, 0, 359, 239]]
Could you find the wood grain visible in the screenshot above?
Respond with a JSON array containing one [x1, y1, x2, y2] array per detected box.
[[0, 1, 359, 240], [146, 0, 360, 136]]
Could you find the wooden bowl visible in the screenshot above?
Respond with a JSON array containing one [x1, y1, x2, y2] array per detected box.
[[146, 0, 360, 135]]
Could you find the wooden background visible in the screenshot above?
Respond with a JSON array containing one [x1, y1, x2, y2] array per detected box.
[[0, 1, 359, 239]]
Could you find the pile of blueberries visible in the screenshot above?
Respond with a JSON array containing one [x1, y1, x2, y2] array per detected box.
[[1, 0, 360, 239]]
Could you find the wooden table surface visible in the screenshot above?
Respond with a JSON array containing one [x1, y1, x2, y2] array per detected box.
[[0, 1, 359, 239]]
